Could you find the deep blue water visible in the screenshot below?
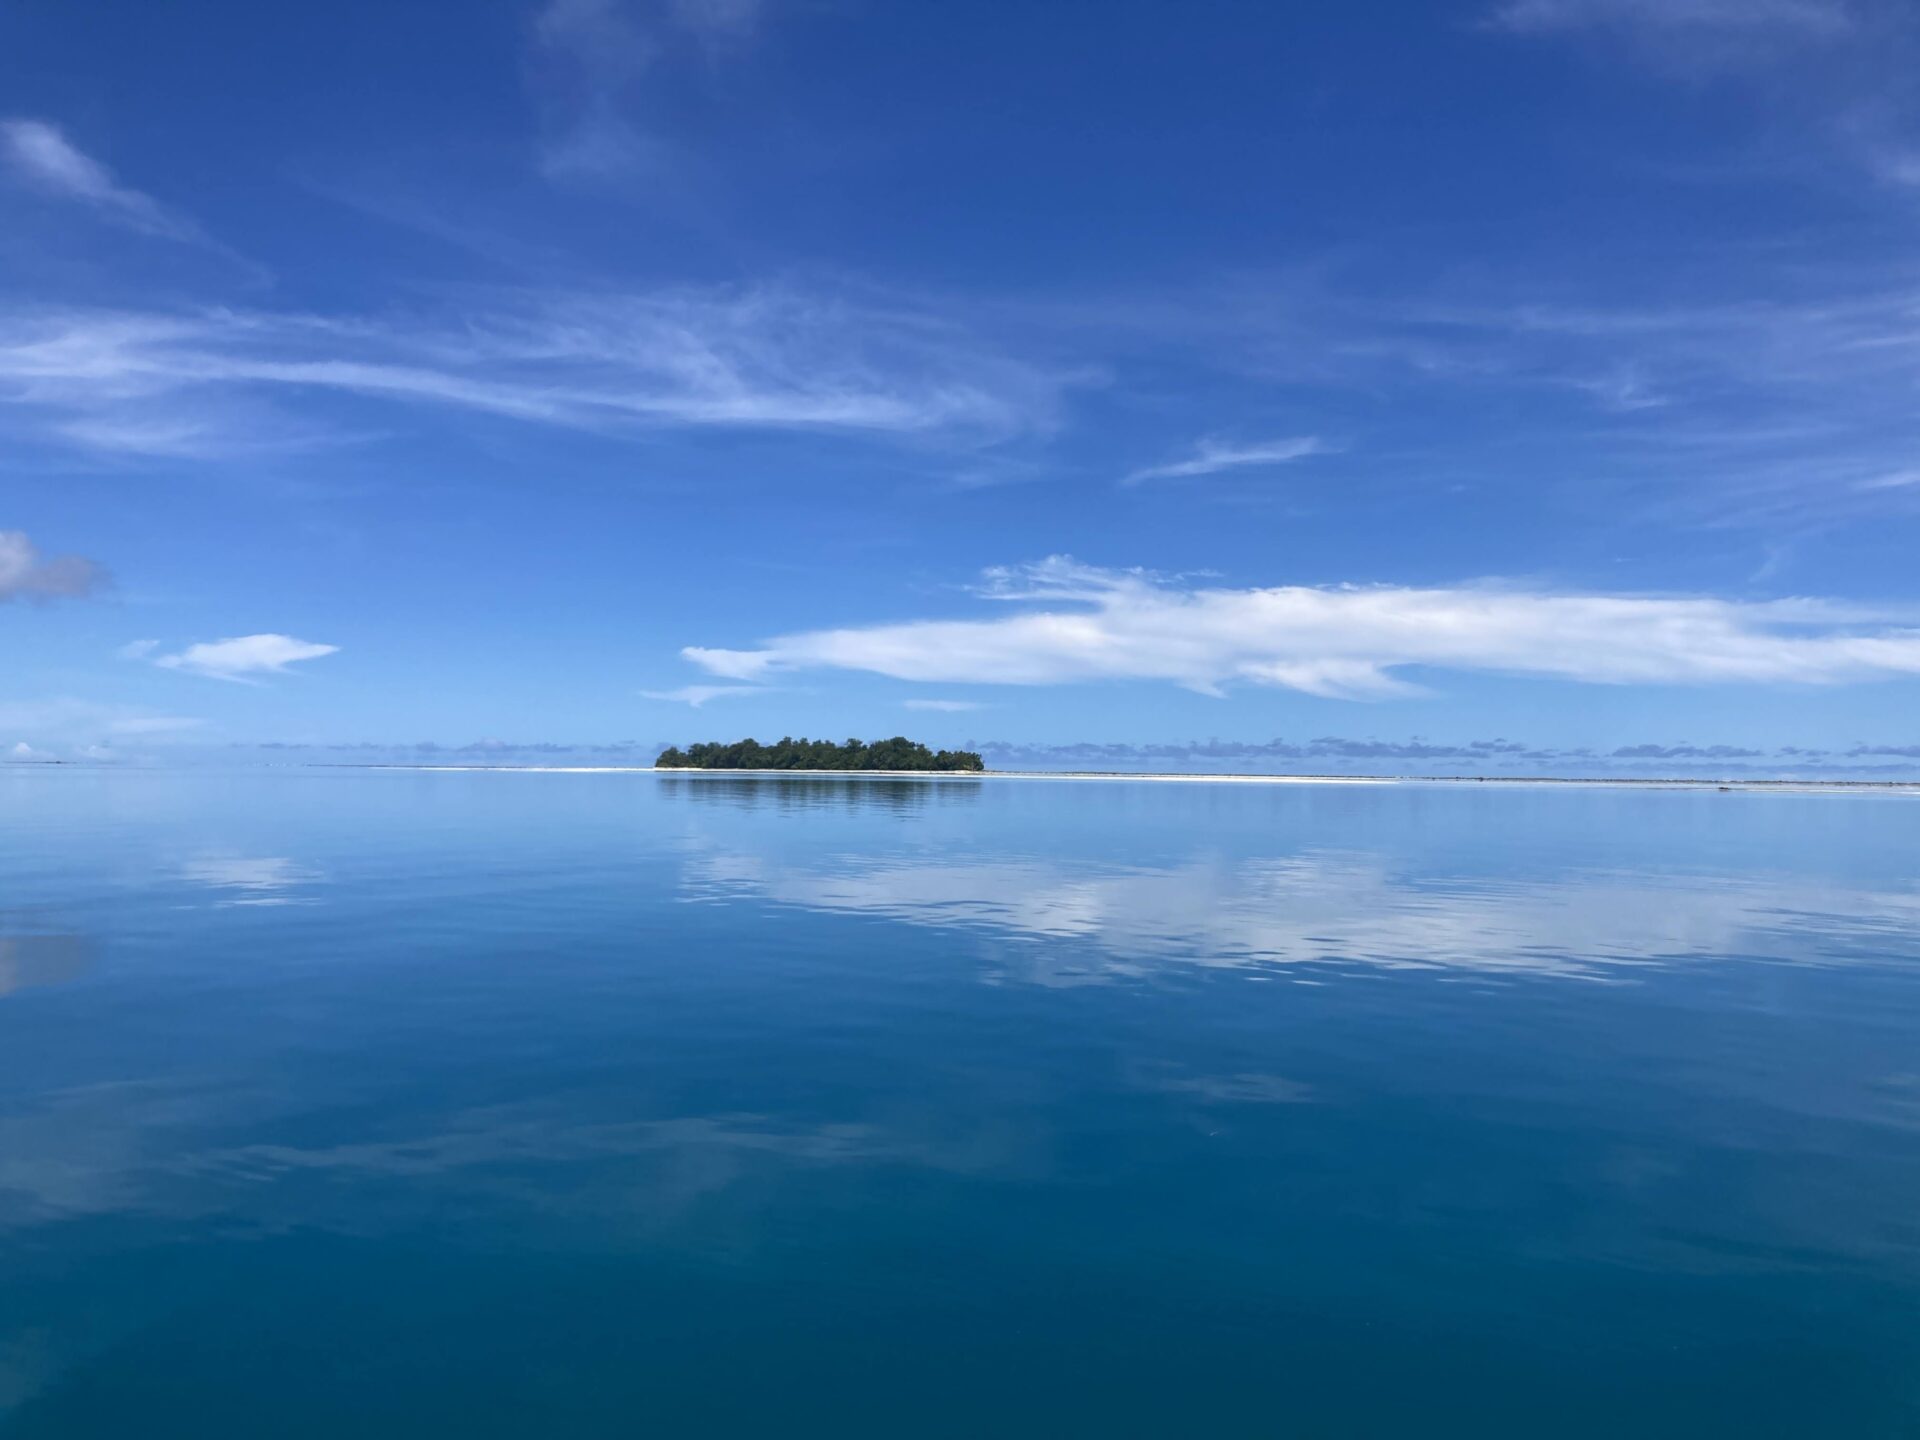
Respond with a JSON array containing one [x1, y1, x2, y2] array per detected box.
[[2, 769, 1918, 1436]]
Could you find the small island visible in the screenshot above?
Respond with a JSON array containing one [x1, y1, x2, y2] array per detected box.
[[655, 736, 985, 772]]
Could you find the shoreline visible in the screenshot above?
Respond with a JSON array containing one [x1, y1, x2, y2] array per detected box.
[[308, 764, 1920, 794]]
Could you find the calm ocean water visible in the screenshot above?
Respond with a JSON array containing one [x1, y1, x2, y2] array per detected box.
[[1, 768, 1917, 1436]]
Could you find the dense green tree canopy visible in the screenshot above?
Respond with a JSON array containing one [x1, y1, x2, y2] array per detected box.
[[655, 736, 985, 772]]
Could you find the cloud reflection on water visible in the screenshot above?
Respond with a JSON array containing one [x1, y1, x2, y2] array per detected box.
[[0, 1081, 1021, 1236], [679, 846, 1920, 981], [178, 856, 322, 907]]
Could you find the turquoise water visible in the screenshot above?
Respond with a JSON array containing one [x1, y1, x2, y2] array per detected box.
[[2, 769, 1918, 1436]]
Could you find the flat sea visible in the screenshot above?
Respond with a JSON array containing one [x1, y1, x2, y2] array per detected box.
[[2, 768, 1917, 1436]]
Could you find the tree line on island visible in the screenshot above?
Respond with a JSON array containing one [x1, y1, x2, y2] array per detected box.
[[655, 736, 985, 772]]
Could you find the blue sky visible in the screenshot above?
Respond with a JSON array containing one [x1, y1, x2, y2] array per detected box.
[[7, 0, 1920, 774]]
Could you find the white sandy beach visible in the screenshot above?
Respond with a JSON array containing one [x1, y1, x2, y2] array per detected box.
[[336, 766, 1920, 794]]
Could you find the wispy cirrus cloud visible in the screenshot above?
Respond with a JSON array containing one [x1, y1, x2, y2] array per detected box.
[[0, 697, 205, 745], [149, 634, 339, 683], [641, 683, 763, 707], [0, 118, 205, 242], [0, 530, 108, 602], [1487, 0, 1855, 38], [1061, 266, 1920, 525], [670, 0, 763, 39], [1122, 435, 1326, 486], [531, 0, 769, 183], [1486, 0, 1920, 201], [532, 0, 667, 182], [0, 287, 1063, 460], [683, 556, 1920, 700], [903, 698, 984, 712]]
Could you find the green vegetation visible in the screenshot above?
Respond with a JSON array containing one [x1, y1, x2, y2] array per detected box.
[[655, 736, 985, 772]]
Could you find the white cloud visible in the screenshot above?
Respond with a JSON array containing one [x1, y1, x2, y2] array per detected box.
[[151, 634, 339, 683], [903, 699, 984, 712], [679, 648, 778, 681], [682, 557, 1920, 700], [0, 291, 1062, 460], [641, 683, 763, 707], [6, 742, 55, 763], [0, 530, 107, 602], [1122, 435, 1326, 486], [0, 118, 202, 241]]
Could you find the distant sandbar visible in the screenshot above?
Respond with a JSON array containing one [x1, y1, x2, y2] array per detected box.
[[321, 765, 1920, 794]]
